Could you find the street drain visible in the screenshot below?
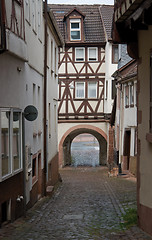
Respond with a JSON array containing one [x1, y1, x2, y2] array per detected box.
[[63, 214, 83, 220]]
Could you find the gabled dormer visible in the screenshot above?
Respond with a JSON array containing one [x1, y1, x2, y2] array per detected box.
[[64, 8, 85, 42]]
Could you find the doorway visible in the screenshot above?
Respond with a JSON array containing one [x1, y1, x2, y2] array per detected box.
[[123, 130, 131, 170]]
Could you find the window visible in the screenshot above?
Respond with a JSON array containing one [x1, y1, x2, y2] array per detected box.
[[76, 82, 85, 98], [32, 157, 36, 177], [51, 40, 53, 73], [37, 0, 42, 40], [112, 80, 116, 100], [105, 80, 108, 99], [88, 82, 97, 98], [75, 48, 85, 61], [125, 85, 129, 107], [55, 47, 57, 76], [88, 47, 97, 61], [112, 45, 118, 63], [0, 108, 22, 181], [130, 84, 134, 105], [70, 19, 81, 41], [31, 0, 36, 32]]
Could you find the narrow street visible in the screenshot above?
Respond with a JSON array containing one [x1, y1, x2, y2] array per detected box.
[[0, 167, 151, 240]]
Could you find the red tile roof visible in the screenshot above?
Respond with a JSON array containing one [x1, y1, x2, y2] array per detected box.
[[49, 4, 114, 44]]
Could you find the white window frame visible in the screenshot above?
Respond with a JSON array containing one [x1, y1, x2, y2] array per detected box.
[[129, 83, 134, 105], [125, 84, 129, 107], [88, 47, 98, 61], [70, 19, 81, 41], [75, 47, 85, 61], [75, 82, 85, 98], [88, 81, 97, 98], [0, 108, 22, 182]]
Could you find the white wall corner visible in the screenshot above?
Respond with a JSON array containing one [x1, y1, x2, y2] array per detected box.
[[6, 30, 28, 61]]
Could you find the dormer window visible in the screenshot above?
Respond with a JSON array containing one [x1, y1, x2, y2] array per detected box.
[[70, 19, 81, 41]]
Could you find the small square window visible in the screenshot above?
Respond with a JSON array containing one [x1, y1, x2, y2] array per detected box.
[[88, 48, 97, 61], [76, 82, 85, 98], [75, 48, 85, 61]]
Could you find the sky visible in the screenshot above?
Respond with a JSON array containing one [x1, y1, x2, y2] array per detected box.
[[48, 0, 114, 5]]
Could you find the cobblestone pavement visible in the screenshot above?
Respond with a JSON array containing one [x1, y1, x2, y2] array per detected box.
[[0, 167, 152, 240]]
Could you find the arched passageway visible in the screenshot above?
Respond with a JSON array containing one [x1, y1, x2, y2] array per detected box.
[[71, 134, 100, 167], [59, 125, 107, 167]]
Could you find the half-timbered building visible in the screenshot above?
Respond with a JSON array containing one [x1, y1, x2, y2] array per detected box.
[[49, 4, 118, 167]]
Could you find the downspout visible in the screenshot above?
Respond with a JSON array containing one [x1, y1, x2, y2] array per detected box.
[[118, 83, 123, 173], [43, 0, 48, 196]]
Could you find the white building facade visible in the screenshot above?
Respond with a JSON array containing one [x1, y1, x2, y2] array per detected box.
[[0, 0, 63, 225]]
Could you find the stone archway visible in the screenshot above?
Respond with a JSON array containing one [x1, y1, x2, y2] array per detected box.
[[59, 125, 107, 168]]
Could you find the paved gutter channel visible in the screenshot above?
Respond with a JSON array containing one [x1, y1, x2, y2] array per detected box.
[[0, 167, 152, 240]]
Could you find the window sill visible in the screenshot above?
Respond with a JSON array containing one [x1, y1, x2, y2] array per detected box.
[[146, 133, 152, 143], [1, 169, 23, 182]]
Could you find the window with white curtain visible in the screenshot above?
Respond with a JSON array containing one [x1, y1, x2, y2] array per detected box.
[[75, 48, 85, 61], [88, 47, 97, 61], [76, 82, 85, 98], [88, 82, 97, 98]]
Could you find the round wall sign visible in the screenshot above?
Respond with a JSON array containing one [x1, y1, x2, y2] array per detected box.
[[24, 105, 38, 121]]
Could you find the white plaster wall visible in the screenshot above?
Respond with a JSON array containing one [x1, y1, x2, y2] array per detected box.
[[47, 36, 59, 163], [104, 42, 118, 113], [24, 0, 44, 75]]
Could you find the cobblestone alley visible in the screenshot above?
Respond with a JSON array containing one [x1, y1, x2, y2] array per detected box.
[[0, 167, 152, 240]]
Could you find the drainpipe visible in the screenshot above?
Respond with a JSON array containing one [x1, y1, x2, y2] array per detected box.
[[118, 84, 123, 174], [22, 113, 26, 217], [43, 0, 48, 196]]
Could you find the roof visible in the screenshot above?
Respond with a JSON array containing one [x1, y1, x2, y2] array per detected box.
[[99, 5, 114, 41], [112, 59, 137, 82], [48, 10, 64, 47], [64, 7, 85, 20], [48, 4, 113, 44]]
